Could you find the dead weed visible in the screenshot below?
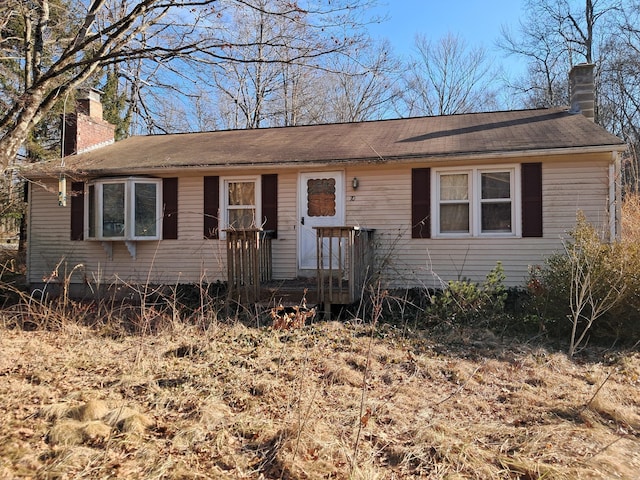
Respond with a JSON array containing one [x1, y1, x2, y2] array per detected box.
[[1, 321, 639, 479]]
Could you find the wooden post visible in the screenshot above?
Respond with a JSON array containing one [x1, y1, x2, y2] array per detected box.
[[226, 229, 271, 306], [315, 226, 374, 318]]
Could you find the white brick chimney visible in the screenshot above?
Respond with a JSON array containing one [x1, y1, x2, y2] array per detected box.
[[569, 63, 595, 122]]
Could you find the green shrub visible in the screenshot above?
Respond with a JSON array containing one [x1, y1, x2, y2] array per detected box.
[[429, 262, 507, 325]]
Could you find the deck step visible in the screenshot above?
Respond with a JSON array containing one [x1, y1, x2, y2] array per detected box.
[[260, 286, 318, 305]]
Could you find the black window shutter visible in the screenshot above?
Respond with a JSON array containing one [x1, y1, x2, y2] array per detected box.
[[261, 174, 278, 239], [162, 178, 178, 240], [411, 168, 431, 239], [70, 181, 85, 241], [522, 163, 543, 237], [203, 176, 219, 239]]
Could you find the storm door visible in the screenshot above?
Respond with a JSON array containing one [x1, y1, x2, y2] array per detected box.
[[298, 172, 345, 270]]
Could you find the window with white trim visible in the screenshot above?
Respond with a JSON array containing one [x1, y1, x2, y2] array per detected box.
[[221, 176, 261, 231], [85, 177, 162, 241], [433, 166, 520, 237]]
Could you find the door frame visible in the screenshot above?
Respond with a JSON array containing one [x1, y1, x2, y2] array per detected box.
[[297, 171, 345, 271]]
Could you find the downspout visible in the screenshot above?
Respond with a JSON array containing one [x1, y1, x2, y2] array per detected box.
[[59, 90, 71, 207], [609, 151, 621, 241], [25, 178, 32, 287]]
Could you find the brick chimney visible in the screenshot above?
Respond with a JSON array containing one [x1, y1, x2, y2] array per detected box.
[[569, 63, 595, 122], [63, 88, 115, 156]]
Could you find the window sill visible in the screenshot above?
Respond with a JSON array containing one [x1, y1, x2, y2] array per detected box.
[[86, 237, 160, 242], [432, 233, 520, 239]]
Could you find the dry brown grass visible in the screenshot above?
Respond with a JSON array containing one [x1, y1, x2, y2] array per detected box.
[[1, 317, 639, 479]]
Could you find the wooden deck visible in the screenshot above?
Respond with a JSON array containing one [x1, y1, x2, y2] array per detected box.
[[226, 227, 375, 316], [225, 229, 274, 304], [315, 226, 375, 311]]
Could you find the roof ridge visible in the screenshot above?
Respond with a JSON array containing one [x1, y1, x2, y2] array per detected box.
[[131, 107, 569, 138]]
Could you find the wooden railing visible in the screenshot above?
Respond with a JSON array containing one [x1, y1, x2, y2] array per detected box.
[[226, 229, 274, 303], [314, 226, 375, 310]]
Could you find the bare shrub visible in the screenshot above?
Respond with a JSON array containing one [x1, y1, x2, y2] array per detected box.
[[529, 212, 634, 354], [621, 190, 640, 242], [270, 304, 316, 330]]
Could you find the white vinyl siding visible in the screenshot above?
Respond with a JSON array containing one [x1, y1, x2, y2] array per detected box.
[[272, 172, 298, 279], [27, 156, 613, 290], [344, 159, 609, 288]]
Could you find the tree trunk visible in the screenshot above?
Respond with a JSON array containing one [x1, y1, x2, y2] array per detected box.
[[0, 87, 47, 169]]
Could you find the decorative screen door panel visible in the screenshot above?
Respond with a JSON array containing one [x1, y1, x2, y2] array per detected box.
[[298, 171, 345, 270]]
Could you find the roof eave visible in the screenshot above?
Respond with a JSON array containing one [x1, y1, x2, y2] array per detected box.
[[21, 143, 627, 179]]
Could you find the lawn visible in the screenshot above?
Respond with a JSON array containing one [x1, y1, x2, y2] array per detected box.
[[1, 314, 639, 479]]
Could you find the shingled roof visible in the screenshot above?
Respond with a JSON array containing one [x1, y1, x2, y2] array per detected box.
[[27, 107, 626, 176]]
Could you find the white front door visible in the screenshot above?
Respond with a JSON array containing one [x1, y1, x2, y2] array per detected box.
[[298, 171, 345, 270]]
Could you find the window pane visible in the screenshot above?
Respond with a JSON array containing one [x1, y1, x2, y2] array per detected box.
[[102, 183, 125, 237], [228, 208, 256, 229], [135, 183, 157, 237], [440, 204, 469, 233], [228, 182, 255, 206], [482, 203, 512, 232], [307, 178, 336, 217], [481, 172, 510, 199], [440, 174, 468, 201], [88, 184, 96, 238]]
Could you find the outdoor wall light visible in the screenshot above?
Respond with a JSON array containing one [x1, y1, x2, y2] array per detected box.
[[352, 177, 359, 189]]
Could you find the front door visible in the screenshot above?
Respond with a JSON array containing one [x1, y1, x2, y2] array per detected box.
[[298, 171, 345, 270]]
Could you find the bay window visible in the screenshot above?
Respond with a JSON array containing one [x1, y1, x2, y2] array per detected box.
[[86, 177, 162, 241]]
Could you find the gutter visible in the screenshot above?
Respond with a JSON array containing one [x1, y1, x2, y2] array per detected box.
[[21, 144, 628, 179]]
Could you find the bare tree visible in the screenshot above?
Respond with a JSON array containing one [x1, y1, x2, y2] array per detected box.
[[0, 0, 215, 168], [199, 0, 385, 129], [499, 0, 640, 187], [599, 1, 640, 189], [275, 58, 325, 126], [396, 33, 498, 117], [0, 0, 378, 170], [540, 0, 621, 63], [205, 0, 289, 129], [499, 18, 569, 107], [498, 0, 622, 110], [321, 39, 401, 123]]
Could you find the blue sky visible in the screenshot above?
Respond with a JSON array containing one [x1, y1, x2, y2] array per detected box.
[[368, 1, 527, 76]]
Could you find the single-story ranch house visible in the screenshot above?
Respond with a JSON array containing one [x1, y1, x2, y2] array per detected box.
[[22, 64, 626, 306]]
